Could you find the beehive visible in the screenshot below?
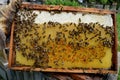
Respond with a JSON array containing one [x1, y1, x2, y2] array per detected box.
[[9, 3, 118, 73]]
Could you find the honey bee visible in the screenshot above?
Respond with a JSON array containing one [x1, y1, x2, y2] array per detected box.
[[99, 60, 102, 63], [72, 11, 77, 15], [90, 33, 99, 40], [43, 35, 46, 38], [78, 18, 81, 23], [84, 42, 89, 47], [14, 12, 114, 69], [54, 60, 59, 66], [82, 13, 86, 16], [42, 31, 46, 35], [50, 11, 55, 15], [59, 25, 62, 29], [48, 34, 51, 41]]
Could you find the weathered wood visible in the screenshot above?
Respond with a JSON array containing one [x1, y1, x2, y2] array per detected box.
[[9, 66, 117, 74], [9, 21, 15, 68], [111, 13, 118, 71], [21, 3, 115, 14]]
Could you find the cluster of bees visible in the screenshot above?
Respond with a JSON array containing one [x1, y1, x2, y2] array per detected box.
[[13, 8, 114, 68]]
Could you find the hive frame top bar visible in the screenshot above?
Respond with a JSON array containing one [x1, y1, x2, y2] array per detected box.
[[8, 3, 118, 74], [21, 2, 115, 15]]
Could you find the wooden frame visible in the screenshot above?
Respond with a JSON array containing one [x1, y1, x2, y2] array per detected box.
[[9, 3, 118, 74]]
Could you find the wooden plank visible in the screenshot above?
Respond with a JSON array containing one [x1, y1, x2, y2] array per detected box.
[[112, 13, 118, 71], [21, 3, 115, 14], [9, 22, 15, 68], [10, 66, 117, 74]]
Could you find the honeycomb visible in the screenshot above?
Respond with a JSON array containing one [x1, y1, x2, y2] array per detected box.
[[14, 8, 114, 69]]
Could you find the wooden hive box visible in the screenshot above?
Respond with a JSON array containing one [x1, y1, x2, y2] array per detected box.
[[9, 3, 118, 74]]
